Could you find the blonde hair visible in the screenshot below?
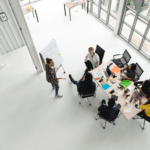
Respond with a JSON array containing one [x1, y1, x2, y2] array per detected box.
[[88, 47, 94, 51]]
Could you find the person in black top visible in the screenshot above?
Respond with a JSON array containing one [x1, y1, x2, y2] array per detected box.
[[97, 98, 121, 121], [134, 79, 150, 100], [84, 60, 93, 76], [120, 63, 136, 81], [69, 73, 96, 96]]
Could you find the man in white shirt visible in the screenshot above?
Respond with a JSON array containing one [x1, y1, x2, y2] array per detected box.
[[85, 47, 99, 69]]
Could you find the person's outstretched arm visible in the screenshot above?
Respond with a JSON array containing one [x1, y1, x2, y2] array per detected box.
[[85, 55, 88, 63]]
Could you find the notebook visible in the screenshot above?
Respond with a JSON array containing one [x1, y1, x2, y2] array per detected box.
[[119, 80, 131, 89], [111, 66, 121, 74], [102, 83, 110, 90], [123, 108, 131, 113]]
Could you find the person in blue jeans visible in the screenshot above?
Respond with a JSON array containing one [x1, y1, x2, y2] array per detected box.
[[96, 98, 121, 121], [45, 58, 65, 98], [69, 73, 96, 96]]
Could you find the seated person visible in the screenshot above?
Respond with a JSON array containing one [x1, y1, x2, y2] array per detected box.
[[97, 99, 121, 121], [84, 60, 93, 76], [68, 73, 96, 96], [135, 100, 150, 118], [120, 63, 137, 81], [134, 79, 150, 100], [85, 47, 99, 69]]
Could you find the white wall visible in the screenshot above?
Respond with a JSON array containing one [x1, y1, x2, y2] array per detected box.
[[0, 0, 25, 54]]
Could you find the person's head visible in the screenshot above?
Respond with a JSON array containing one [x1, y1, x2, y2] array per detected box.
[[88, 47, 94, 55], [108, 98, 115, 109], [85, 60, 93, 70], [129, 63, 136, 71], [46, 58, 54, 67], [84, 73, 93, 84]]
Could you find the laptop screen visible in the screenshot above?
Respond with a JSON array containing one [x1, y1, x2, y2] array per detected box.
[[123, 50, 131, 63], [135, 63, 143, 77], [106, 66, 111, 76]]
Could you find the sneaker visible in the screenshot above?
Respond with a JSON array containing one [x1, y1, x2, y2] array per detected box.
[[55, 95, 63, 98], [69, 74, 73, 80]]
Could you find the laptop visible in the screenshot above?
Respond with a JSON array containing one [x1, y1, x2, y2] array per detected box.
[[134, 88, 144, 98], [102, 66, 111, 78]]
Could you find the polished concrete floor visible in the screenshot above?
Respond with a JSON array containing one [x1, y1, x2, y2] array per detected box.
[[0, 0, 150, 150]]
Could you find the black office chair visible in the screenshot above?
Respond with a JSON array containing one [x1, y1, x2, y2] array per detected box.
[[95, 102, 121, 129], [80, 93, 96, 106], [112, 49, 131, 68], [95, 45, 105, 65], [133, 63, 144, 82], [133, 110, 150, 130]]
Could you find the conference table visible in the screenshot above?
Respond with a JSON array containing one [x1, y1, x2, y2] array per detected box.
[[64, 0, 89, 21], [90, 60, 148, 120]]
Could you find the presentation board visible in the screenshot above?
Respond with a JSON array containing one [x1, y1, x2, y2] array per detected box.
[[39, 39, 63, 70]]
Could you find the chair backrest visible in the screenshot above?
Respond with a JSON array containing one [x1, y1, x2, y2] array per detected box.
[[123, 49, 131, 64], [99, 104, 121, 122], [135, 63, 144, 78], [95, 45, 105, 64], [81, 93, 95, 99]]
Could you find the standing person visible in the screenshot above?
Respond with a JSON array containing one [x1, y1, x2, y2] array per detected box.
[[45, 58, 65, 98], [85, 47, 99, 69]]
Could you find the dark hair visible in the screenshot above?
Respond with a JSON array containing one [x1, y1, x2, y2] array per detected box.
[[84, 73, 93, 84], [130, 63, 136, 71], [108, 98, 115, 109], [85, 60, 93, 71], [46, 58, 52, 64]]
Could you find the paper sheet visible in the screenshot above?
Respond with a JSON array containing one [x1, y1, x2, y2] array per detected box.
[[92, 71, 100, 78]]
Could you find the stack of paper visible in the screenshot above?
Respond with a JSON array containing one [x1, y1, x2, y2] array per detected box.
[[92, 71, 100, 78], [123, 108, 131, 113], [127, 86, 134, 93]]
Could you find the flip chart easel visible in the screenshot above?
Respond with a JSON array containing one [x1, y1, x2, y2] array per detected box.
[[39, 39, 65, 73]]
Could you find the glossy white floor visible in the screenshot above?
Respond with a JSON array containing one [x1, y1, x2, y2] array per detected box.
[[1, 0, 150, 150]]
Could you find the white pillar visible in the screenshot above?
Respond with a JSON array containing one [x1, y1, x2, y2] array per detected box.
[[114, 0, 126, 35], [8, 0, 43, 73]]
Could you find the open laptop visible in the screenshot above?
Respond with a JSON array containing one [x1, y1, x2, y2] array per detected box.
[[134, 88, 144, 98], [101, 66, 111, 78]]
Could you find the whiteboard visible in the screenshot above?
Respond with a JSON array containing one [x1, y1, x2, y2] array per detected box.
[[40, 39, 63, 68]]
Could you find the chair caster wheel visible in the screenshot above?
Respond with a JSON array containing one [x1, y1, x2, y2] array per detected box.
[[79, 102, 81, 104], [133, 118, 135, 120], [95, 118, 98, 120], [103, 127, 105, 129], [113, 123, 115, 125], [89, 104, 91, 106], [142, 128, 145, 130]]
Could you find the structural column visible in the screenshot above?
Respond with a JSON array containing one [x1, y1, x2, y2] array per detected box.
[[8, 0, 43, 73], [114, 0, 126, 35]]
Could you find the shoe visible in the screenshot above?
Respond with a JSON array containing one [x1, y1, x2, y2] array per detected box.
[[55, 95, 63, 98], [101, 99, 106, 105], [52, 87, 55, 90], [69, 74, 72, 79]]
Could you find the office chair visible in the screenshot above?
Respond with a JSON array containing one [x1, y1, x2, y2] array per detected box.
[[133, 63, 144, 82], [95, 101, 121, 129], [95, 45, 105, 65], [133, 110, 150, 130], [112, 49, 131, 68], [79, 93, 96, 106]]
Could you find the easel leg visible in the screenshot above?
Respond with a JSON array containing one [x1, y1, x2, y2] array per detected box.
[[61, 65, 66, 73], [56, 65, 66, 74]]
